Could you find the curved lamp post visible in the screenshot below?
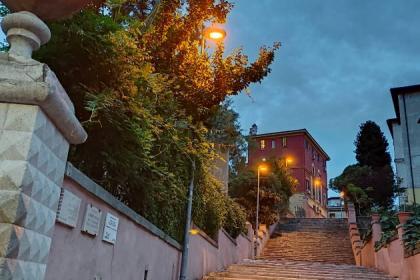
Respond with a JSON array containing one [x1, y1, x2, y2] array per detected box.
[[179, 25, 227, 280]]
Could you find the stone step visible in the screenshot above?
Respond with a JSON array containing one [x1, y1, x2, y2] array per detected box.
[[204, 260, 395, 280], [202, 219, 393, 280]]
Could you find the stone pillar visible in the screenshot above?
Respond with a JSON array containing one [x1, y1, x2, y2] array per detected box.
[[347, 203, 362, 265], [371, 213, 382, 244], [0, 12, 87, 279], [397, 212, 411, 242]]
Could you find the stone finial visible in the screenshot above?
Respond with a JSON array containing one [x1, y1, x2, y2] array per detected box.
[[1, 11, 51, 59]]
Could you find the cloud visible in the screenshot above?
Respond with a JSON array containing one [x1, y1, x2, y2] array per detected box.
[[226, 0, 420, 183]]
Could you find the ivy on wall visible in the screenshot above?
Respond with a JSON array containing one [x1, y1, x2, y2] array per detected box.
[[402, 206, 420, 255]]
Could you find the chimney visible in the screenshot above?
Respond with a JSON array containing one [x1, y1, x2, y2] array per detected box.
[[249, 123, 258, 135]]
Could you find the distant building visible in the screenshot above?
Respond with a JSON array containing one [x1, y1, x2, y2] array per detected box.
[[387, 84, 420, 205], [327, 197, 346, 218], [211, 144, 229, 194], [248, 127, 330, 218]]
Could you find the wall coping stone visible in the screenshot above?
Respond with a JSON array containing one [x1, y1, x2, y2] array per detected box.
[[193, 224, 218, 249], [65, 162, 182, 251], [221, 228, 237, 246], [240, 232, 252, 243]]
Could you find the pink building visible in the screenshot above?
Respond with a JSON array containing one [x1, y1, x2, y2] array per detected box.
[[248, 126, 330, 218]]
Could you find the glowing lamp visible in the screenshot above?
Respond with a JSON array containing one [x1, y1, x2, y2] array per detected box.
[[189, 229, 200, 235], [258, 164, 268, 173], [204, 27, 227, 41]]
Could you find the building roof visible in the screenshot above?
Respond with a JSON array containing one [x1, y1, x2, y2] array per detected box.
[[388, 84, 420, 136], [250, 129, 330, 160], [390, 84, 420, 121]]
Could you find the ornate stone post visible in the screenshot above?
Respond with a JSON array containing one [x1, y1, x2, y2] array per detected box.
[[0, 6, 88, 280]]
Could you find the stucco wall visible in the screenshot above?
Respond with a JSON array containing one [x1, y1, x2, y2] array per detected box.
[[360, 237, 420, 280], [46, 176, 182, 280], [45, 163, 256, 280], [188, 229, 253, 280], [348, 206, 420, 280]]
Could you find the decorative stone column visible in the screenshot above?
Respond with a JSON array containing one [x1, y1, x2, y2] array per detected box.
[[397, 211, 411, 242], [346, 203, 362, 265], [371, 213, 382, 244], [0, 11, 87, 279]]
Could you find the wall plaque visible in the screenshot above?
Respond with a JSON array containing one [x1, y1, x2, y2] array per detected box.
[[102, 213, 119, 244], [82, 204, 102, 236], [56, 189, 81, 228]]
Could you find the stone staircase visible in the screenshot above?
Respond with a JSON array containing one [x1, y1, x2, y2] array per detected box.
[[261, 218, 355, 264], [203, 218, 395, 280]]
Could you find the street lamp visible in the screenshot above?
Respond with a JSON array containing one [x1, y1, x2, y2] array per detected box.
[[255, 163, 268, 257], [204, 26, 227, 41], [201, 25, 227, 53], [285, 157, 293, 167]]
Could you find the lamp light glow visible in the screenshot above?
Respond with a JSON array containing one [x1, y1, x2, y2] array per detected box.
[[189, 228, 200, 235], [204, 26, 227, 41]]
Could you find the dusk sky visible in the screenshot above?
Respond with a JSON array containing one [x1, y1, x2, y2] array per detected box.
[[1, 1, 419, 193], [224, 0, 420, 193]]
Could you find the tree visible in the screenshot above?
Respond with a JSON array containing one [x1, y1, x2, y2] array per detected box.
[[331, 121, 400, 212], [0, 1, 280, 240], [354, 121, 398, 207], [355, 121, 391, 167], [229, 160, 296, 227], [329, 165, 373, 215]]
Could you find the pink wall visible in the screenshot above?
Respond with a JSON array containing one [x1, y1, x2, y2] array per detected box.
[[46, 164, 258, 280], [360, 237, 420, 280], [347, 205, 420, 280], [46, 177, 182, 280], [188, 229, 253, 280]]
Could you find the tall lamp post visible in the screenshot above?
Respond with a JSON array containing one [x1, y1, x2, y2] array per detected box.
[[255, 163, 268, 257], [179, 25, 226, 280]]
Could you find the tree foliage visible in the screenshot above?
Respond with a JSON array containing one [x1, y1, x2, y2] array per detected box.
[[355, 121, 392, 167], [229, 160, 296, 227], [331, 121, 400, 213], [8, 0, 279, 240], [330, 165, 373, 215]]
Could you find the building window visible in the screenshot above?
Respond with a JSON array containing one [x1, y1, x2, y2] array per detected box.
[[305, 179, 310, 192], [260, 139, 266, 150], [271, 140, 276, 149], [282, 137, 287, 147]]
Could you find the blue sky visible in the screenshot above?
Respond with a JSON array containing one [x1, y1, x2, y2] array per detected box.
[[1, 1, 420, 194], [223, 0, 420, 192]]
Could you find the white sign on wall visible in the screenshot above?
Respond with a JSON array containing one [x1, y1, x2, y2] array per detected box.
[[82, 204, 102, 236], [102, 213, 119, 244], [56, 189, 81, 228]]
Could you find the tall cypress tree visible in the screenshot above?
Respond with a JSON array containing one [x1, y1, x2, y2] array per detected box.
[[355, 121, 391, 167], [354, 121, 396, 207]]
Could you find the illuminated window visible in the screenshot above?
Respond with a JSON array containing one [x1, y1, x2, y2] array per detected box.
[[282, 137, 287, 147], [271, 140, 276, 149], [260, 139, 266, 149]]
